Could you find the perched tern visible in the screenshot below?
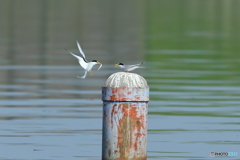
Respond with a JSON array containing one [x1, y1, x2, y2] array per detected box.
[[66, 41, 102, 79], [115, 62, 144, 72]]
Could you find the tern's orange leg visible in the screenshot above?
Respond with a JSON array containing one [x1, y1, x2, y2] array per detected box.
[[88, 72, 94, 76]]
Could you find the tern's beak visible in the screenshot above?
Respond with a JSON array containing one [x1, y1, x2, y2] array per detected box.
[[97, 62, 102, 65], [114, 64, 119, 67]]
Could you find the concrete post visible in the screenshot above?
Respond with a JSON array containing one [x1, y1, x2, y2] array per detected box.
[[102, 72, 149, 160]]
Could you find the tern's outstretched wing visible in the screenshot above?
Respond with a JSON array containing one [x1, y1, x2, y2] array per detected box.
[[66, 50, 88, 70], [76, 41, 88, 62], [125, 62, 145, 71], [128, 62, 144, 68], [133, 62, 144, 66]]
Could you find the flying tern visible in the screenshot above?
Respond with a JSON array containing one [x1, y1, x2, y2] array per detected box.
[[66, 41, 102, 79]]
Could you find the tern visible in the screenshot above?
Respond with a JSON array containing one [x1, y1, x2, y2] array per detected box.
[[66, 41, 102, 79], [115, 62, 144, 72]]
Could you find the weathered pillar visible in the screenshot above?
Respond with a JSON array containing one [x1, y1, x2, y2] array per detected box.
[[102, 72, 149, 160]]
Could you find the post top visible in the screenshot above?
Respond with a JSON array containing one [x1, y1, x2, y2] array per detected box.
[[104, 72, 148, 88]]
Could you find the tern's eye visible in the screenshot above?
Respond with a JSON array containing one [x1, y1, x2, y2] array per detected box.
[[119, 63, 124, 65], [92, 60, 97, 62]]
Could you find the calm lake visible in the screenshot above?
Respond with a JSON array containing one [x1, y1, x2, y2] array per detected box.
[[0, 0, 240, 160]]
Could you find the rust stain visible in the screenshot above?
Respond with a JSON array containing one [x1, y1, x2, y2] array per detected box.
[[134, 96, 141, 101], [115, 103, 147, 159], [117, 103, 131, 159], [112, 88, 118, 94], [103, 87, 149, 102], [110, 95, 117, 101], [114, 157, 147, 160], [110, 104, 118, 129], [110, 93, 131, 101], [118, 92, 129, 101], [134, 120, 141, 150]]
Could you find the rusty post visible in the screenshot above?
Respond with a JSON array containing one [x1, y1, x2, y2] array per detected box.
[[102, 72, 149, 160]]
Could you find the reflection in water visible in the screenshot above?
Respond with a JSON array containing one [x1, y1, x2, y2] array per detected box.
[[38, 0, 48, 100], [0, 0, 240, 160]]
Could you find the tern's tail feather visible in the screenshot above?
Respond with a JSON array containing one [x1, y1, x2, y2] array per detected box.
[[77, 71, 88, 79]]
